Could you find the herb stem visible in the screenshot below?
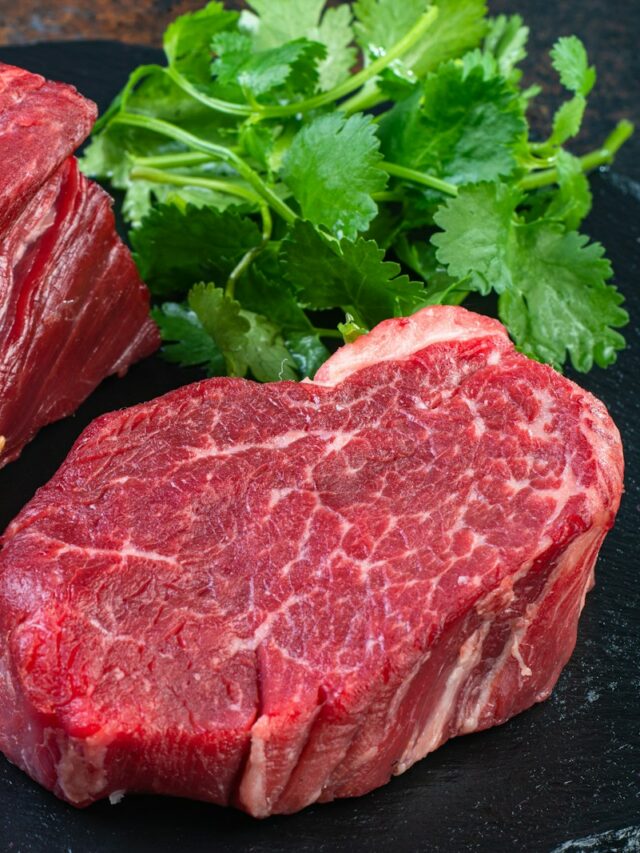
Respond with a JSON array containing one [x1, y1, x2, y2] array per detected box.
[[165, 65, 254, 117], [226, 204, 273, 299], [372, 190, 404, 202], [129, 165, 273, 298], [341, 87, 386, 116], [129, 165, 259, 204], [165, 7, 438, 120], [264, 6, 438, 118], [381, 161, 459, 196], [133, 152, 213, 169], [311, 327, 343, 339], [519, 120, 634, 191], [114, 112, 298, 223]]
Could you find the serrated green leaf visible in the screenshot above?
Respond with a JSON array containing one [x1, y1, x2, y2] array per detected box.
[[353, 0, 428, 55], [152, 302, 225, 375], [188, 283, 251, 377], [432, 183, 521, 294], [545, 149, 592, 230], [130, 204, 262, 298], [244, 0, 355, 91], [484, 14, 529, 79], [240, 311, 300, 381], [379, 62, 526, 185], [241, 39, 325, 97], [188, 283, 298, 380], [312, 5, 356, 90], [499, 225, 626, 371], [285, 332, 330, 378], [432, 183, 627, 371], [212, 35, 326, 100], [393, 235, 466, 305], [550, 94, 586, 144], [284, 221, 427, 327], [354, 0, 487, 77], [164, 1, 239, 81], [551, 35, 596, 96], [282, 113, 386, 239], [236, 258, 309, 333], [245, 0, 325, 49], [210, 32, 254, 88]]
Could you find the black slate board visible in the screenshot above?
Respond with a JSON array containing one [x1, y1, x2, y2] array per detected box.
[[0, 40, 639, 853]]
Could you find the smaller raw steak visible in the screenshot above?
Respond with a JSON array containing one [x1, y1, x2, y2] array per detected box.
[[0, 63, 96, 233], [0, 63, 158, 466], [0, 307, 623, 816]]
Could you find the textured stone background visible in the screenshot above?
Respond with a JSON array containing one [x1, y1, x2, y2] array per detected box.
[[0, 0, 637, 169]]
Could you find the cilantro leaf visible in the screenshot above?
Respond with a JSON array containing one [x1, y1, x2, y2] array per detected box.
[[188, 283, 250, 377], [239, 39, 325, 98], [164, 1, 239, 82], [236, 255, 312, 334], [282, 113, 386, 239], [130, 204, 262, 298], [212, 36, 326, 100], [152, 302, 225, 375], [189, 283, 298, 380], [432, 184, 628, 371], [407, 0, 489, 76], [393, 235, 466, 305], [285, 333, 331, 378], [210, 32, 253, 89], [245, 0, 326, 49], [550, 95, 586, 144], [545, 149, 592, 230], [312, 5, 356, 90], [379, 62, 526, 185], [551, 35, 596, 97], [235, 253, 331, 377], [484, 15, 529, 80], [547, 36, 596, 145], [353, 0, 428, 56], [355, 0, 487, 76], [244, 0, 355, 91], [283, 221, 427, 327], [499, 226, 626, 371], [431, 182, 521, 295]]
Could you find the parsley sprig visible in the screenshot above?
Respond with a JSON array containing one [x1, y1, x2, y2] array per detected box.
[[82, 0, 633, 380]]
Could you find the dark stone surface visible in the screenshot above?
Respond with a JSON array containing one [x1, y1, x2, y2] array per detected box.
[[0, 14, 639, 853]]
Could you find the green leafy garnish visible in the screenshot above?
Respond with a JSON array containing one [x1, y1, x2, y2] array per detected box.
[[282, 113, 386, 239], [284, 221, 426, 326], [432, 183, 628, 371], [82, 0, 632, 382], [378, 61, 526, 185]]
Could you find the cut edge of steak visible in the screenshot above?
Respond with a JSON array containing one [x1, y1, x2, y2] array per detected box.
[[0, 63, 97, 234], [0, 156, 159, 467], [0, 63, 159, 466], [0, 306, 624, 817]]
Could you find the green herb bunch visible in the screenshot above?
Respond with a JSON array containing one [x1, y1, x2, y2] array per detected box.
[[83, 0, 633, 380]]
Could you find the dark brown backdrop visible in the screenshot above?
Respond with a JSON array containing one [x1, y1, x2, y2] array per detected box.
[[0, 0, 637, 175]]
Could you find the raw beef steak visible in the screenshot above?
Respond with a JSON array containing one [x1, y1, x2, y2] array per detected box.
[[0, 63, 95, 233], [0, 306, 623, 816], [0, 63, 158, 467]]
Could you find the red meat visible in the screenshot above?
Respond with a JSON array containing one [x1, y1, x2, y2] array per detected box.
[[0, 63, 158, 466], [0, 306, 623, 816]]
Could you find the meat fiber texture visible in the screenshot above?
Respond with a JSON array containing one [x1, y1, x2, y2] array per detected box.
[[0, 306, 623, 817], [0, 62, 159, 467]]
